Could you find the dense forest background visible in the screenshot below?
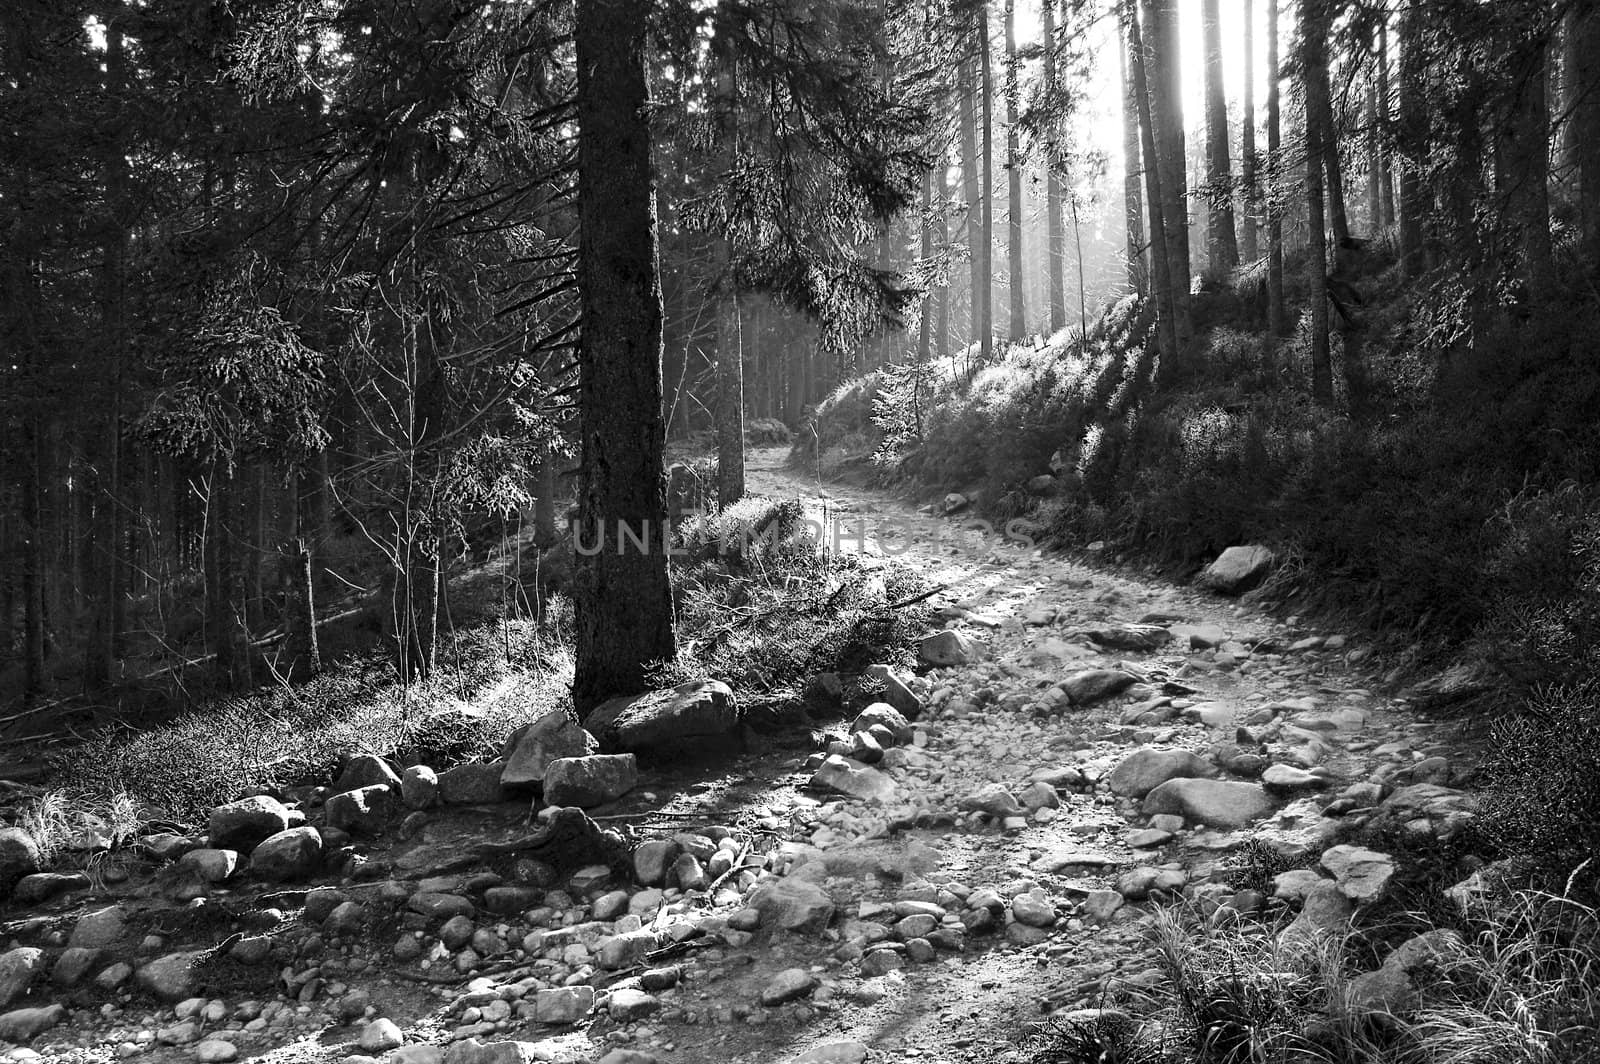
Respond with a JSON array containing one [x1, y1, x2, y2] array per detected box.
[[3, 0, 1600, 881]]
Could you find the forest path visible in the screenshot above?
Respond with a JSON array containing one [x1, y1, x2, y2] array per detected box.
[[26, 449, 1479, 1064]]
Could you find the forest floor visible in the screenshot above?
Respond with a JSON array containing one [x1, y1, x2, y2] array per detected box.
[[3, 447, 1484, 1064]]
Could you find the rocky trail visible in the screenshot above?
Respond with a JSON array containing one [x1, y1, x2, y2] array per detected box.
[[0, 448, 1486, 1064]]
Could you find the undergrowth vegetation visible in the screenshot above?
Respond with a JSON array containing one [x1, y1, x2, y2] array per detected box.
[[35, 493, 925, 836]]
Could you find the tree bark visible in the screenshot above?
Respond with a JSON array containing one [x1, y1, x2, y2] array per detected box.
[[1118, 5, 1148, 295], [1377, 17, 1395, 226], [1202, 0, 1239, 272], [960, 57, 983, 352], [1500, 30, 1553, 297], [978, 5, 995, 360], [1144, 0, 1193, 374], [1266, 0, 1286, 336], [936, 164, 951, 363], [1004, 0, 1025, 337], [1573, 0, 1600, 267], [1045, 0, 1070, 323], [1397, 2, 1427, 277], [1240, 0, 1259, 262], [1125, 0, 1178, 367], [1303, 0, 1333, 405], [713, 50, 745, 508], [573, 0, 677, 712]]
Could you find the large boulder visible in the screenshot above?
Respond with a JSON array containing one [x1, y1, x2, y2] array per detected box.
[[68, 907, 128, 950], [582, 680, 740, 754], [438, 762, 510, 805], [1142, 779, 1274, 829], [501, 711, 598, 789], [918, 630, 979, 667], [0, 828, 40, 899], [1108, 747, 1217, 798], [207, 796, 292, 851], [543, 754, 638, 809], [850, 704, 913, 745], [249, 827, 324, 881], [1196, 545, 1275, 595]]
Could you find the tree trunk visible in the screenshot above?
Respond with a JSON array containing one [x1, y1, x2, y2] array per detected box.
[[1118, 5, 1148, 295], [1144, 0, 1193, 373], [1045, 0, 1070, 322], [1377, 18, 1395, 226], [205, 468, 252, 690], [1202, 0, 1239, 272], [281, 468, 320, 679], [1125, 0, 1178, 367], [534, 441, 559, 545], [1004, 0, 1025, 337], [714, 279, 745, 507], [1303, 0, 1333, 405], [1501, 32, 1553, 297], [960, 57, 983, 352], [978, 5, 995, 360], [937, 164, 951, 363], [1266, 0, 1286, 335], [573, 0, 677, 712], [1240, 0, 1259, 262], [1573, 0, 1600, 267], [1305, 3, 1349, 256], [21, 421, 47, 704], [1397, 2, 1427, 277]]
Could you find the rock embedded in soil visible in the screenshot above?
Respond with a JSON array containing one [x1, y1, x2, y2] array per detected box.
[[541, 753, 638, 808], [0, 948, 44, 1007], [532, 985, 594, 1024], [134, 950, 208, 1002], [919, 629, 980, 666], [748, 876, 835, 935], [326, 784, 397, 836], [1141, 778, 1274, 828], [582, 679, 740, 753], [1108, 747, 1216, 797], [207, 795, 292, 851], [358, 1018, 405, 1051], [176, 849, 238, 883], [69, 906, 128, 949], [0, 1003, 65, 1043], [760, 967, 819, 1006], [12, 871, 90, 903], [808, 754, 896, 803], [1196, 544, 1275, 595], [438, 761, 511, 805], [0, 828, 40, 899], [401, 765, 441, 809], [850, 703, 912, 744], [249, 827, 324, 881], [1319, 845, 1395, 903], [1062, 669, 1138, 706]]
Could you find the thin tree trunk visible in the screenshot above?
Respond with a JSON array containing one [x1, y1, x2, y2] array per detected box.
[[1377, 18, 1395, 226], [1503, 33, 1554, 296], [714, 275, 745, 508], [1045, 0, 1070, 323], [1202, 0, 1239, 272], [1004, 0, 1025, 337], [1267, 0, 1286, 335], [1125, 0, 1178, 367], [960, 57, 983, 352], [1240, 0, 1259, 262], [978, 5, 995, 360], [1397, 2, 1427, 276], [937, 164, 951, 364], [1303, 0, 1333, 404], [573, 0, 677, 712], [1118, 6, 1148, 295]]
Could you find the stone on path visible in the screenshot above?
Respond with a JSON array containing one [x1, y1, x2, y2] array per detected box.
[[582, 679, 740, 754], [792, 1043, 869, 1064], [501, 711, 597, 788], [0, 829, 41, 899], [1142, 778, 1274, 828], [0, 948, 43, 1008], [1108, 747, 1216, 797], [542, 754, 637, 808], [808, 755, 896, 803], [134, 951, 207, 1001], [919, 629, 979, 666], [207, 796, 291, 851], [850, 703, 912, 744], [747, 877, 835, 935], [760, 968, 818, 1006], [250, 827, 323, 880], [1262, 764, 1330, 794], [331, 753, 402, 795], [438, 762, 510, 805], [1062, 669, 1138, 706], [957, 784, 1023, 818], [401, 766, 440, 809], [0, 1003, 65, 1042], [325, 784, 395, 836], [1196, 545, 1274, 595], [194, 1040, 238, 1063], [1279, 881, 1353, 954], [359, 1018, 405, 1051], [68, 907, 127, 950], [1086, 624, 1172, 652], [864, 664, 922, 719], [1319, 845, 1395, 904]]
